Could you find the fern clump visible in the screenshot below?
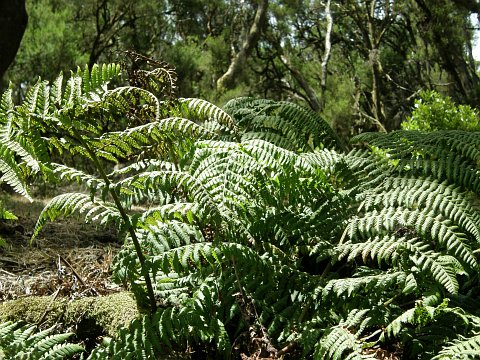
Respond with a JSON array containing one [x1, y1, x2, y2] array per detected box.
[[0, 84, 45, 237], [3, 56, 480, 358]]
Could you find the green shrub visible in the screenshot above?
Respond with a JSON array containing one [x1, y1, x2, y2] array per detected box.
[[402, 90, 480, 131]]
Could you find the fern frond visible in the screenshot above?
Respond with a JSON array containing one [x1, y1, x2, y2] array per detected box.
[[88, 279, 230, 359], [322, 271, 407, 300], [381, 306, 419, 341], [0, 88, 14, 120], [32, 193, 121, 241], [62, 72, 83, 107], [0, 104, 41, 173], [314, 309, 370, 360], [380, 298, 471, 354], [0, 202, 17, 220], [360, 177, 480, 243], [337, 235, 465, 294], [0, 87, 43, 200], [352, 131, 480, 194], [30, 333, 76, 358], [434, 333, 480, 359], [96, 85, 161, 123], [336, 235, 404, 267], [224, 97, 344, 151], [51, 162, 106, 189], [16, 79, 50, 117], [141, 203, 199, 226], [80, 63, 121, 95], [346, 207, 476, 269], [301, 148, 345, 172], [116, 170, 220, 220], [179, 98, 238, 136], [0, 322, 83, 359], [49, 72, 64, 106], [0, 145, 32, 200], [94, 117, 215, 161], [353, 130, 480, 164], [126, 228, 217, 298], [151, 241, 218, 275], [87, 315, 162, 359], [412, 254, 461, 294], [107, 159, 178, 177]]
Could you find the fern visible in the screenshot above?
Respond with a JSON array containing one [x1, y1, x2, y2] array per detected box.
[[335, 130, 480, 357], [434, 333, 480, 359], [358, 177, 480, 243], [0, 83, 50, 232], [177, 98, 239, 136], [351, 130, 480, 194], [32, 192, 122, 240], [379, 299, 478, 358], [0, 321, 83, 359], [0, 87, 41, 201], [224, 97, 345, 151], [5, 58, 480, 359], [314, 309, 371, 360]]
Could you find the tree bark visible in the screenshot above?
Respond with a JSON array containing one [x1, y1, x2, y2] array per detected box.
[[0, 0, 28, 80], [217, 0, 268, 91]]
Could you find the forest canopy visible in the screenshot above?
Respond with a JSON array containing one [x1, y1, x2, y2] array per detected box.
[[2, 0, 480, 136]]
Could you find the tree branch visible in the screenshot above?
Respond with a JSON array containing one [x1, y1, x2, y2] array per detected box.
[[217, 0, 268, 91], [279, 54, 322, 112]]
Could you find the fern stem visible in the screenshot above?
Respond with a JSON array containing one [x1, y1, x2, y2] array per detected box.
[[73, 130, 157, 313], [231, 256, 246, 301], [383, 292, 402, 307]]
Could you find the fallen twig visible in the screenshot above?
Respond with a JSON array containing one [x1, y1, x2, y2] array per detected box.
[[37, 287, 61, 325], [59, 254, 99, 295]]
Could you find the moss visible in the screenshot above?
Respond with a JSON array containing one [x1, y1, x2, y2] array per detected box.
[[0, 296, 68, 325], [0, 292, 138, 338], [65, 292, 138, 338]]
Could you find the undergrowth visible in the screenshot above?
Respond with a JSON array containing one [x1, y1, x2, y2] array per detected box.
[[0, 55, 479, 359]]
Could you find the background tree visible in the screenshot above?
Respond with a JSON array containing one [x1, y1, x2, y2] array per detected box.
[[3, 0, 480, 136], [217, 0, 269, 91], [0, 0, 28, 82]]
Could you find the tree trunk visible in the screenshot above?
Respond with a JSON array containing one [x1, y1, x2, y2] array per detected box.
[[366, 0, 386, 128], [320, 0, 333, 110], [217, 0, 268, 91], [370, 48, 386, 127], [0, 0, 28, 80]]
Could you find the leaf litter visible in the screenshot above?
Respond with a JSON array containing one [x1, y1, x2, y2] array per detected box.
[[0, 194, 121, 302]]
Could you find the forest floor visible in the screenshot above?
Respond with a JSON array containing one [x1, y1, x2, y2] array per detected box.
[[0, 193, 122, 302]]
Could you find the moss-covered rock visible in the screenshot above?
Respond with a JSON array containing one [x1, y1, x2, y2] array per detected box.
[[0, 292, 138, 338]]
